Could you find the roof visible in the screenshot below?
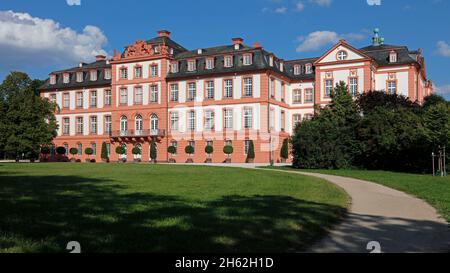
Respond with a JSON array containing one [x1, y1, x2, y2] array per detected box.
[[40, 60, 111, 91], [359, 44, 418, 66]]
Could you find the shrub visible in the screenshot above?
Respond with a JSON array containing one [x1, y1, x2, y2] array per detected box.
[[167, 145, 177, 155], [101, 142, 108, 160], [150, 142, 157, 160], [84, 148, 93, 156], [40, 146, 51, 155], [185, 145, 195, 155], [56, 146, 66, 155], [246, 140, 255, 160], [223, 145, 233, 157], [280, 138, 289, 160], [205, 145, 214, 155], [69, 148, 78, 156], [115, 146, 126, 155], [132, 146, 141, 155], [90, 159, 96, 163]]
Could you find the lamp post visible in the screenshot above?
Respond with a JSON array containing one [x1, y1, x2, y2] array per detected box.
[[432, 152, 435, 177]]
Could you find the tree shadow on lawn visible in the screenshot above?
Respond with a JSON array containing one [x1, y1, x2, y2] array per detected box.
[[0, 173, 345, 253]]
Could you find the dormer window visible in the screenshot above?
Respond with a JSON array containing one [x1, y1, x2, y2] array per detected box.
[[305, 63, 312, 74], [206, 58, 214, 70], [269, 56, 274, 67], [187, 60, 196, 72], [50, 75, 56, 85], [243, 54, 252, 66], [336, 50, 348, 61], [104, 69, 111, 80], [76, 72, 83, 82], [90, 70, 97, 81], [294, 65, 301, 75], [280, 62, 284, 72], [171, 62, 179, 73], [63, 73, 70, 84], [153, 46, 160, 54], [224, 56, 233, 68], [389, 50, 397, 63]]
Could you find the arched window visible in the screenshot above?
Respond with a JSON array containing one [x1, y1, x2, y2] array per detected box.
[[150, 114, 158, 134], [135, 115, 143, 135], [120, 116, 128, 136]]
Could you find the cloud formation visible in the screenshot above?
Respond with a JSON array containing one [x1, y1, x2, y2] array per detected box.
[[0, 10, 107, 72], [296, 30, 366, 52], [434, 84, 450, 96], [66, 0, 81, 6], [436, 41, 450, 57]]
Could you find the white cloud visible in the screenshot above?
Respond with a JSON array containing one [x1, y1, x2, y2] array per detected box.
[[275, 6, 288, 13], [296, 1, 305, 11], [296, 30, 366, 52], [0, 10, 107, 71], [436, 41, 450, 57], [66, 0, 81, 6], [434, 84, 450, 96], [309, 0, 332, 7]]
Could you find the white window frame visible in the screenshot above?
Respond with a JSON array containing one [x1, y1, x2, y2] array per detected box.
[[294, 65, 301, 75], [243, 108, 253, 129], [63, 73, 70, 84], [90, 90, 97, 107], [105, 90, 112, 106], [76, 92, 83, 108], [224, 109, 233, 130], [349, 78, 358, 96], [188, 111, 196, 131], [188, 82, 196, 101], [120, 88, 128, 105], [206, 58, 214, 70], [243, 77, 253, 97], [243, 54, 252, 66], [204, 110, 215, 130], [293, 89, 302, 103], [224, 56, 233, 68], [325, 80, 333, 97], [151, 65, 158, 77], [76, 72, 83, 82], [150, 85, 159, 103], [63, 93, 70, 108], [187, 60, 196, 72], [90, 70, 97, 81], [90, 116, 97, 135], [224, 79, 233, 98], [305, 89, 313, 103], [171, 112, 179, 131], [105, 116, 112, 134], [206, 81, 214, 99], [170, 84, 179, 102], [63, 118, 70, 135], [135, 87, 143, 104]]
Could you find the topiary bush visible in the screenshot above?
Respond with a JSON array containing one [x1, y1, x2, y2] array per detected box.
[[115, 146, 126, 155], [280, 138, 289, 162], [150, 142, 157, 161], [69, 148, 78, 156], [132, 146, 141, 155], [205, 145, 214, 155], [40, 146, 51, 155], [56, 146, 66, 155], [167, 145, 176, 155], [101, 142, 108, 161], [185, 145, 195, 156], [85, 147, 93, 156], [246, 140, 255, 162], [223, 145, 233, 159]]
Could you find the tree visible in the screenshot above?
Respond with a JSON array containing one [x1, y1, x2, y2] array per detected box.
[[132, 146, 142, 156], [0, 72, 57, 159], [116, 146, 126, 156], [223, 145, 233, 160], [150, 142, 157, 161], [423, 94, 447, 110], [185, 145, 194, 157], [69, 148, 78, 160], [423, 102, 450, 149], [356, 90, 420, 114], [205, 145, 214, 157], [246, 140, 255, 162], [280, 138, 289, 161], [85, 147, 93, 158], [167, 145, 177, 155], [56, 146, 66, 156], [101, 142, 108, 161]]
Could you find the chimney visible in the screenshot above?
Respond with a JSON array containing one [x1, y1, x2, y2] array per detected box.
[[232, 37, 243, 50], [253, 42, 262, 49], [96, 55, 106, 61], [158, 30, 171, 38]]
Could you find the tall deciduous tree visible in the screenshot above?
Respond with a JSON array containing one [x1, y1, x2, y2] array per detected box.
[[0, 72, 57, 159]]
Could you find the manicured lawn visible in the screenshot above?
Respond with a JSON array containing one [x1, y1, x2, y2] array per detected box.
[[268, 166, 450, 222], [0, 164, 347, 253]]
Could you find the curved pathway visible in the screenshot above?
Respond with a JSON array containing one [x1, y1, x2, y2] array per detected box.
[[196, 164, 450, 253]]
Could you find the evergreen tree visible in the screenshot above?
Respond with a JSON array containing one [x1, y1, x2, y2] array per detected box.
[[246, 140, 255, 161], [150, 141, 157, 161], [101, 142, 108, 160], [280, 138, 289, 160]]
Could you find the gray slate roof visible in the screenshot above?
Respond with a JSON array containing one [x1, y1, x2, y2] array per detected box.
[[359, 44, 419, 66]]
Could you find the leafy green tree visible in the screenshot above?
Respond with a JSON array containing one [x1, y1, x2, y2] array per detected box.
[[0, 72, 57, 159], [423, 94, 447, 110], [280, 138, 289, 160], [356, 90, 420, 114]]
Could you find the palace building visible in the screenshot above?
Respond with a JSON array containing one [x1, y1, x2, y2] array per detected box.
[[39, 29, 433, 163]]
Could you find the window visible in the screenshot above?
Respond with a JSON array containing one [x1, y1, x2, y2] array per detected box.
[[187, 60, 196, 72], [205, 81, 214, 99], [224, 79, 233, 98], [270, 79, 275, 98], [171, 62, 178, 73], [120, 116, 128, 135], [90, 91, 97, 108], [76, 72, 83, 82], [243, 77, 253, 97], [244, 140, 251, 155], [225, 140, 232, 147], [135, 115, 143, 135], [206, 140, 213, 147], [387, 81, 397, 94], [281, 111, 285, 131], [90, 116, 97, 135], [135, 87, 143, 104], [170, 84, 179, 102], [304, 114, 313, 121], [105, 116, 112, 134], [294, 65, 301, 75], [206, 58, 214, 70], [151, 65, 158, 77], [243, 54, 252, 65], [104, 69, 111, 80], [349, 78, 358, 96], [106, 143, 110, 156], [50, 75, 56, 85], [325, 80, 333, 97], [204, 110, 215, 130], [305, 89, 313, 103], [120, 68, 128, 79], [77, 143, 82, 155], [76, 92, 83, 108], [188, 140, 195, 149], [171, 112, 179, 131], [64, 143, 69, 156], [135, 66, 142, 78], [243, 108, 253, 129], [63, 118, 70, 135], [389, 51, 397, 63], [224, 109, 233, 130], [150, 85, 159, 103], [224, 56, 233, 68], [104, 90, 112, 106], [337, 50, 348, 61], [120, 88, 128, 105], [188, 82, 196, 101], [305, 64, 312, 74], [50, 94, 57, 104], [188, 111, 196, 131], [63, 73, 70, 83], [63, 93, 70, 109], [91, 143, 97, 156], [293, 114, 302, 128], [90, 70, 97, 81], [150, 114, 158, 133], [293, 89, 302, 103], [76, 117, 83, 135]]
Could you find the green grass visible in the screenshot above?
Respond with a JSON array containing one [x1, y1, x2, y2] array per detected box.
[[0, 163, 348, 253], [267, 166, 450, 223]]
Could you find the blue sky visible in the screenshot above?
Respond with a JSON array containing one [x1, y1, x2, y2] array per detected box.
[[1, 0, 449, 98]]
